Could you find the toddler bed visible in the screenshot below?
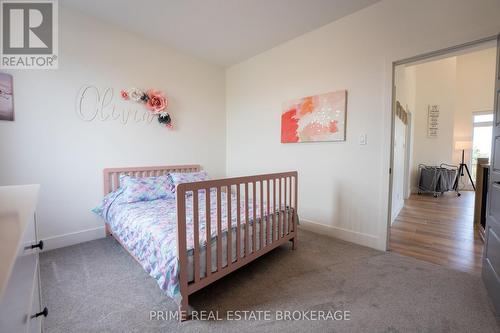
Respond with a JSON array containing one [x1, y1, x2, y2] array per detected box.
[[94, 165, 298, 320]]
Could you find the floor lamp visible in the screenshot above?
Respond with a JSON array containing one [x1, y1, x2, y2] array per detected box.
[[453, 141, 475, 194]]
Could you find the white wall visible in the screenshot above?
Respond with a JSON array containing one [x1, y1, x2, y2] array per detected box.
[[0, 7, 226, 250], [226, 0, 500, 250], [411, 57, 457, 191], [395, 66, 417, 115]]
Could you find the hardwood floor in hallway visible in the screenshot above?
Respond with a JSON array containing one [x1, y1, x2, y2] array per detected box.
[[389, 191, 483, 275]]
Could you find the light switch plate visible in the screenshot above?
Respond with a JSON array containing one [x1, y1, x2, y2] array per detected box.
[[359, 134, 367, 145]]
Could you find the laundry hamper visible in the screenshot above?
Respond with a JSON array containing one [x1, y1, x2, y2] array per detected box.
[[418, 164, 458, 197]]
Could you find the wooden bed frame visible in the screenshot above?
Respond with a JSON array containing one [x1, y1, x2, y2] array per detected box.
[[102, 165, 298, 321]]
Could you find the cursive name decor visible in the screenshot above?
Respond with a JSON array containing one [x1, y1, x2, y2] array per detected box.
[[76, 85, 173, 128]]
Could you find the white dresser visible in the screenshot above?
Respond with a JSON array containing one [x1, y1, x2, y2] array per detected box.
[[0, 185, 45, 333]]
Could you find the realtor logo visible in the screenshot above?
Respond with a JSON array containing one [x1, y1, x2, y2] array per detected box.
[[1, 0, 58, 69]]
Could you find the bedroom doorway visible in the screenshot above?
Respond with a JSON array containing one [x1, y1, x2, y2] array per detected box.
[[387, 36, 498, 275]]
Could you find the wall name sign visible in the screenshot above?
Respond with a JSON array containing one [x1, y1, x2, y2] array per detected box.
[[427, 104, 439, 138], [76, 85, 156, 125]]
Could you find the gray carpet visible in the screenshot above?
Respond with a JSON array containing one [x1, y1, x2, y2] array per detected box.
[[40, 229, 499, 333]]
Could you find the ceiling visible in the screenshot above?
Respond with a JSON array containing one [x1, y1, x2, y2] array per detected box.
[[62, 0, 380, 67]]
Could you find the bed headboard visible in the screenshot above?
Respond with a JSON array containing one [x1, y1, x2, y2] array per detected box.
[[103, 165, 200, 194]]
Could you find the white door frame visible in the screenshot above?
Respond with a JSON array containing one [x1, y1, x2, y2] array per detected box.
[[403, 111, 412, 199], [384, 35, 499, 251]]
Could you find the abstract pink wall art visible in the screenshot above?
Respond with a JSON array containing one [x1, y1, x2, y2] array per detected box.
[[281, 90, 347, 143]]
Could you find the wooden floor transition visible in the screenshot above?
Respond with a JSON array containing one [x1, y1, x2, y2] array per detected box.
[[390, 191, 483, 275]]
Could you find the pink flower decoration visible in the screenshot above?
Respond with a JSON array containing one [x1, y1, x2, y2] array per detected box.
[[145, 89, 168, 114], [120, 90, 129, 100]]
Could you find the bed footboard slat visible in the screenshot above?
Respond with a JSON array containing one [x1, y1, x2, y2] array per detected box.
[[273, 178, 277, 242], [284, 177, 287, 238], [284, 177, 287, 236], [205, 188, 211, 278], [252, 182, 257, 253], [193, 190, 200, 283], [260, 181, 264, 251], [284, 177, 287, 237], [279, 177, 282, 239], [288, 177, 292, 235], [267, 180, 270, 246], [226, 185, 232, 268], [176, 187, 189, 320], [244, 183, 249, 257], [236, 184, 241, 262], [293, 175, 298, 248], [216, 187, 222, 272]]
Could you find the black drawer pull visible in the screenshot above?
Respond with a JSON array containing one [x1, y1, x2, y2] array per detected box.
[[30, 240, 44, 250], [31, 307, 48, 318], [494, 181, 500, 185]]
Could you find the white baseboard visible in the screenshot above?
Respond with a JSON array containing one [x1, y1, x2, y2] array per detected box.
[[299, 218, 381, 250], [42, 220, 382, 252], [41, 226, 106, 251]]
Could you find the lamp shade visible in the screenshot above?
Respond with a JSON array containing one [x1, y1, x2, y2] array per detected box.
[[455, 141, 472, 150]]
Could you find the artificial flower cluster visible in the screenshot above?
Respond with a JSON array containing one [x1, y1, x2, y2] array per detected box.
[[120, 88, 172, 128]]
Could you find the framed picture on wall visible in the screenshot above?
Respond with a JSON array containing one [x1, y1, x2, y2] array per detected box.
[[0, 73, 14, 121], [427, 104, 439, 138], [281, 89, 347, 143]]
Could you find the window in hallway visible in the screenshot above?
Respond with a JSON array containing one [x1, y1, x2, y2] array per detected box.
[[471, 112, 493, 179]]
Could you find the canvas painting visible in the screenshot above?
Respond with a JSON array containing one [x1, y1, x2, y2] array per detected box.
[[281, 90, 347, 143], [0, 73, 14, 121]]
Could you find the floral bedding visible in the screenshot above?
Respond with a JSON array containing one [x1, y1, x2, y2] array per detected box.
[[96, 189, 293, 304], [167, 171, 209, 193], [119, 174, 174, 203]]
